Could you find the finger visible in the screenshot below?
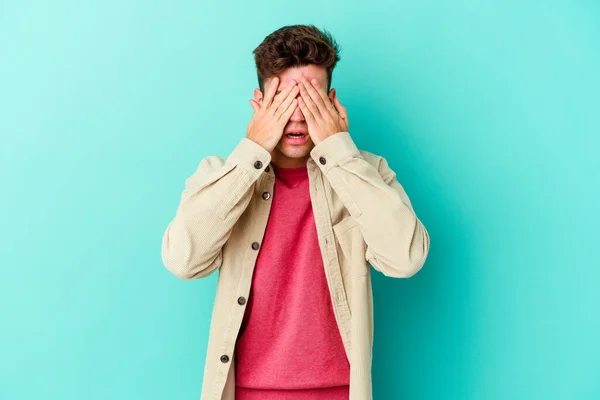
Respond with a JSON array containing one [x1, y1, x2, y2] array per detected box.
[[333, 96, 348, 121], [300, 77, 328, 115], [298, 83, 321, 119], [276, 85, 299, 118], [311, 78, 335, 115], [281, 98, 298, 122], [272, 81, 298, 112], [297, 96, 315, 122], [249, 99, 259, 114], [262, 76, 279, 109]]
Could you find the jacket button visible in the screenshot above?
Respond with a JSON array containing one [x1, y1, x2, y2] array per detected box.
[[319, 156, 326, 165], [251, 242, 260, 250], [220, 354, 230, 363], [265, 165, 270, 172], [254, 160, 263, 169], [262, 192, 271, 200], [237, 296, 246, 305]]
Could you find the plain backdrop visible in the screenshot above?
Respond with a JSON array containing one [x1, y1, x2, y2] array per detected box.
[[1, 1, 599, 399]]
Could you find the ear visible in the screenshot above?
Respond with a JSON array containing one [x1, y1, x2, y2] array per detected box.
[[328, 88, 336, 105], [254, 88, 264, 105]]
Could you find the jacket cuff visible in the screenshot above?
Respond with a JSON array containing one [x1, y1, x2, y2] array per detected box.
[[309, 131, 360, 174], [226, 137, 272, 179]]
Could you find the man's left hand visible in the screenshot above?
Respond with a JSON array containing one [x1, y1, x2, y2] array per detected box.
[[297, 74, 349, 145]]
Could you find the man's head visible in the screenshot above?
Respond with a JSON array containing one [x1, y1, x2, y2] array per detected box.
[[252, 25, 341, 167]]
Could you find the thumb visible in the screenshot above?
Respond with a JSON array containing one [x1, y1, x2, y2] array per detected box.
[[333, 95, 347, 121], [249, 99, 259, 114]]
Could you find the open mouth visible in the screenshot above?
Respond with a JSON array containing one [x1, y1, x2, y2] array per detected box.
[[284, 132, 308, 144]]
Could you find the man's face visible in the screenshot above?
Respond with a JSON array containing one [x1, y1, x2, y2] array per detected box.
[[253, 64, 336, 168]]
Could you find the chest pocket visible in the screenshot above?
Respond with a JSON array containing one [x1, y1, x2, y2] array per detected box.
[[332, 215, 369, 278]]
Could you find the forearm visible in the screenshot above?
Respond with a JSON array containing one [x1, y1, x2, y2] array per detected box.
[[161, 138, 272, 279], [311, 132, 430, 277]]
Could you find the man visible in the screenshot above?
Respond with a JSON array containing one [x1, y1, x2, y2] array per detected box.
[[161, 24, 430, 400]]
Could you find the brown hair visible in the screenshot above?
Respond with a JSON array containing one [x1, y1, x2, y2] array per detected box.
[[252, 24, 341, 93]]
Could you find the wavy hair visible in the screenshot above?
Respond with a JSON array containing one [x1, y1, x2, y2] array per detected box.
[[252, 24, 341, 92]]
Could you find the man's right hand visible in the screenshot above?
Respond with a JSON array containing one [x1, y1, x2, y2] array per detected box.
[[246, 77, 299, 154]]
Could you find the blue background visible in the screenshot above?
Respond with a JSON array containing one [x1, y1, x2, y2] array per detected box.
[[1, 1, 599, 399]]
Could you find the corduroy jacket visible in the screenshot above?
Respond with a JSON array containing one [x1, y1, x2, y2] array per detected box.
[[161, 131, 431, 400]]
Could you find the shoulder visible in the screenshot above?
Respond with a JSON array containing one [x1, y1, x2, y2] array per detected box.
[[196, 147, 394, 177]]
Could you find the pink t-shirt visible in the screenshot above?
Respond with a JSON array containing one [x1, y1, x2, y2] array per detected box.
[[234, 164, 350, 400]]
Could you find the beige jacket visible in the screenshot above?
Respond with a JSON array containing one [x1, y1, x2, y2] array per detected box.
[[161, 131, 430, 400]]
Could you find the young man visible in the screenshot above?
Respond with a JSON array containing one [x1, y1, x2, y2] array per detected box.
[[161, 24, 430, 400]]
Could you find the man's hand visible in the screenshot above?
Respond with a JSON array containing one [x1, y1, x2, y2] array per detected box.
[[246, 77, 299, 154], [297, 74, 349, 145]]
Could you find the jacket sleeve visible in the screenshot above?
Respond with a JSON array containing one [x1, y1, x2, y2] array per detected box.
[[161, 137, 272, 280], [310, 131, 430, 278]]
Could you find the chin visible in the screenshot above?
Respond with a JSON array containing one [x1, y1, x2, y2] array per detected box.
[[280, 135, 312, 148], [276, 142, 314, 159], [282, 147, 311, 158]]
